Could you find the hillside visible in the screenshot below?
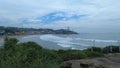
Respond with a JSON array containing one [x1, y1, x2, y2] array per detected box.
[[0, 26, 78, 35]]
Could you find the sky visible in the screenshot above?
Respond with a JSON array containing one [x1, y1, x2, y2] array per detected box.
[[0, 0, 120, 33]]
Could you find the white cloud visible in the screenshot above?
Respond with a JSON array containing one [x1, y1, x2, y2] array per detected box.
[[0, 0, 120, 33]]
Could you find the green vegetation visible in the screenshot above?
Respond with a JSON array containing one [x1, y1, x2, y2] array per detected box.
[[103, 45, 120, 53], [0, 37, 61, 68], [0, 37, 109, 68]]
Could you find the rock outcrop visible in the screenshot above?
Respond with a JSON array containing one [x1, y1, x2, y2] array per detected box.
[[61, 53, 120, 68]]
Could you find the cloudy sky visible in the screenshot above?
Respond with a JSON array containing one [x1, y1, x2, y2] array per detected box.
[[0, 0, 120, 33]]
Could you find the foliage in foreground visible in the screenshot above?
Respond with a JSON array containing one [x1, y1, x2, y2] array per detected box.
[[0, 37, 105, 68]]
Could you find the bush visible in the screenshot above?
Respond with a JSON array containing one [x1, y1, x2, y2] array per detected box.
[[57, 50, 87, 61], [4, 37, 18, 50], [1, 38, 61, 68], [84, 51, 104, 58], [103, 45, 120, 53], [18, 42, 42, 50], [85, 47, 102, 53]]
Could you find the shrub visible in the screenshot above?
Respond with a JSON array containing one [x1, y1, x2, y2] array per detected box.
[[18, 42, 42, 50], [57, 50, 87, 61], [4, 37, 18, 50], [85, 47, 102, 53], [103, 45, 120, 53], [84, 51, 104, 58]]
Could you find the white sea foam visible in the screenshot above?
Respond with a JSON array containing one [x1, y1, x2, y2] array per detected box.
[[22, 36, 36, 39], [39, 34, 119, 49], [40, 35, 72, 42], [76, 38, 118, 43], [57, 43, 71, 47], [19, 34, 118, 50], [39, 35, 94, 49], [40, 35, 77, 48]]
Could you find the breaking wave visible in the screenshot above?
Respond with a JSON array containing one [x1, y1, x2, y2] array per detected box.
[[40, 35, 76, 48], [39, 34, 119, 49], [76, 38, 118, 43]]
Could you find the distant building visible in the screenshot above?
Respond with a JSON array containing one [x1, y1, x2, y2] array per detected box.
[[0, 30, 6, 35]]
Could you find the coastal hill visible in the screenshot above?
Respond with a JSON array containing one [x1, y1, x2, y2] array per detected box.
[[0, 26, 78, 35]]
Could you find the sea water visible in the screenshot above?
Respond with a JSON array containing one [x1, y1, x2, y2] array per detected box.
[[19, 33, 120, 50], [0, 33, 120, 50]]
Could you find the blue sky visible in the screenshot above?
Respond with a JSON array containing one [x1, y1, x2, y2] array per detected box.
[[0, 0, 120, 33]]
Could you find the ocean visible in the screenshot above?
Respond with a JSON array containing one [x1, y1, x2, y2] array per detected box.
[[0, 33, 120, 50]]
